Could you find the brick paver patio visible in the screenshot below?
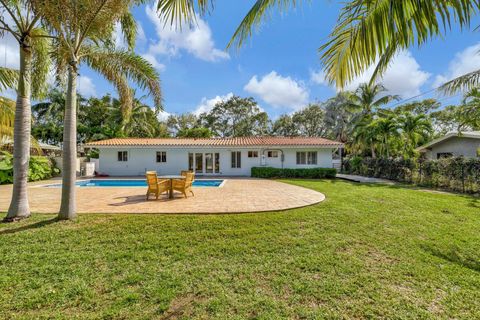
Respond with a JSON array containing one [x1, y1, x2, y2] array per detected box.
[[0, 178, 325, 214]]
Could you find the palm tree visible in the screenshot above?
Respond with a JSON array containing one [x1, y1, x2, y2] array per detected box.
[[352, 119, 380, 158], [349, 83, 399, 121], [371, 116, 399, 158], [397, 113, 432, 157], [33, 0, 162, 220], [0, 2, 51, 221]]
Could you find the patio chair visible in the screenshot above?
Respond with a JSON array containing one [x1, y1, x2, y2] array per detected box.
[[172, 172, 195, 198], [145, 171, 169, 200], [181, 170, 194, 177]]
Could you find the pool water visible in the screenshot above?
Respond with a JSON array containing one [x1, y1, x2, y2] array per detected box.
[[49, 179, 224, 187]]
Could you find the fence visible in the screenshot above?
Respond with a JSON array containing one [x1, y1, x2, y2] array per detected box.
[[343, 156, 480, 194]]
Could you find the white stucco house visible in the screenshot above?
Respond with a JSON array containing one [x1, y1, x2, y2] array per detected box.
[[416, 131, 480, 159], [86, 137, 344, 176]]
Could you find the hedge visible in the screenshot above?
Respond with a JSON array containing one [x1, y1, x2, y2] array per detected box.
[[251, 167, 337, 179], [343, 156, 480, 194], [0, 151, 60, 184]]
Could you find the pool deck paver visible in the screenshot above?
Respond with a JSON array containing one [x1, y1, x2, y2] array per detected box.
[[0, 177, 325, 214]]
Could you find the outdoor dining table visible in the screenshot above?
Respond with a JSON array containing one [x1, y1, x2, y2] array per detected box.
[[158, 175, 185, 199]]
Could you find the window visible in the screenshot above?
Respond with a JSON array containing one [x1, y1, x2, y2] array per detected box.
[[156, 151, 167, 163], [296, 151, 317, 165], [437, 152, 453, 159], [117, 151, 128, 162], [248, 151, 258, 158], [231, 151, 241, 168], [267, 151, 278, 158]]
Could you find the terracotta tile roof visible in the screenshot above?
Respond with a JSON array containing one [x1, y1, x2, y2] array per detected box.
[[86, 137, 344, 148]]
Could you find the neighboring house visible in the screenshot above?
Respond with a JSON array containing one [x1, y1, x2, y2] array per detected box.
[[86, 137, 344, 176], [416, 131, 480, 159]]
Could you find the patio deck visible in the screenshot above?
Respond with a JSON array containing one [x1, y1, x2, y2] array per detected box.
[[0, 178, 325, 214]]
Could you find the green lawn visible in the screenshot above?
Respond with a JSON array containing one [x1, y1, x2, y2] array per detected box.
[[1, 180, 479, 319]]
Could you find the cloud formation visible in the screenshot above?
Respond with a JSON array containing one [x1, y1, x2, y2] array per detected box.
[[432, 43, 480, 88], [344, 51, 430, 98], [77, 76, 96, 97], [244, 71, 309, 110], [145, 3, 229, 62], [193, 92, 234, 115]]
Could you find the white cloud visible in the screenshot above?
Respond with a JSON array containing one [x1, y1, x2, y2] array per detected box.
[[193, 92, 234, 115], [343, 51, 430, 98], [432, 43, 480, 88], [77, 76, 96, 97], [310, 69, 328, 86], [244, 71, 309, 110], [141, 53, 166, 71], [0, 34, 20, 70], [157, 110, 171, 121], [145, 2, 229, 62]]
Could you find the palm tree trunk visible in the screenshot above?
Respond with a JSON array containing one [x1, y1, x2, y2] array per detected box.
[[371, 144, 376, 158], [58, 62, 78, 220], [4, 45, 33, 222]]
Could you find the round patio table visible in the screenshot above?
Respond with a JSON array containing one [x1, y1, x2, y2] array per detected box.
[[158, 175, 185, 199]]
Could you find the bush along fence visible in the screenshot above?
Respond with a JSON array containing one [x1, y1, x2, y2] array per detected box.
[[0, 151, 60, 184], [343, 156, 480, 194], [251, 167, 337, 179]]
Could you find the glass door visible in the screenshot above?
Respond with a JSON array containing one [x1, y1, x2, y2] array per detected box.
[[188, 152, 220, 174], [205, 153, 214, 173], [195, 153, 203, 173]]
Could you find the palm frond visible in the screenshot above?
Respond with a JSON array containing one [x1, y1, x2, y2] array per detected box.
[[156, 0, 213, 27], [320, 0, 477, 88], [227, 0, 303, 49], [0, 67, 18, 91], [120, 11, 137, 50], [439, 69, 480, 95], [83, 48, 162, 111]]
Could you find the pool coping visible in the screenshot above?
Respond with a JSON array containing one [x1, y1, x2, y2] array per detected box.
[[36, 178, 227, 188]]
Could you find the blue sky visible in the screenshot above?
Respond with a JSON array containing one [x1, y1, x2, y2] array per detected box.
[[2, 1, 480, 119]]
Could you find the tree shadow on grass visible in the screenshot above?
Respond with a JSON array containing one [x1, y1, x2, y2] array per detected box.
[[421, 244, 480, 273], [0, 217, 58, 235]]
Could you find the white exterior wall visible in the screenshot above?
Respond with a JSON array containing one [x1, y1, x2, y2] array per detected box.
[[97, 146, 335, 176]]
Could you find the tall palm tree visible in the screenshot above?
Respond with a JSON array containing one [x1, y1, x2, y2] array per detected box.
[[33, 0, 162, 220], [352, 119, 380, 158], [0, 2, 51, 221], [349, 83, 399, 121], [398, 113, 432, 157], [371, 116, 399, 158]]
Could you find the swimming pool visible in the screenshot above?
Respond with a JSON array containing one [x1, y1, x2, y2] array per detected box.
[[46, 179, 224, 188]]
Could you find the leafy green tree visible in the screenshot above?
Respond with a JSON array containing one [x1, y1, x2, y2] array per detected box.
[[272, 114, 297, 136], [1, 1, 52, 221], [167, 113, 199, 136], [352, 119, 381, 158], [200, 96, 268, 137], [0, 96, 15, 142], [291, 103, 326, 137], [323, 92, 357, 143], [177, 127, 212, 138], [393, 99, 440, 115], [33, 0, 162, 220]]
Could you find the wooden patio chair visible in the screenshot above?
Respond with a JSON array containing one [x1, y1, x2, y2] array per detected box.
[[145, 171, 169, 200], [172, 172, 195, 198]]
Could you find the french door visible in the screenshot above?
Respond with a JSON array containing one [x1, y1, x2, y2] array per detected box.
[[188, 153, 220, 174]]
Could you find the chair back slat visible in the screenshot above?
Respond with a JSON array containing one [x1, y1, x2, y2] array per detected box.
[[146, 171, 158, 190]]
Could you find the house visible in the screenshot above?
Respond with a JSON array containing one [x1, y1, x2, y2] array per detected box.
[[86, 137, 344, 176], [416, 131, 480, 159]]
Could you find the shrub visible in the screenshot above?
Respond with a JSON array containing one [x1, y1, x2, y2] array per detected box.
[[343, 156, 480, 193], [0, 151, 60, 184], [251, 167, 337, 179]]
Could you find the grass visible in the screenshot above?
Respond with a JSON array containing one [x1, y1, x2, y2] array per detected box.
[[1, 179, 479, 319]]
